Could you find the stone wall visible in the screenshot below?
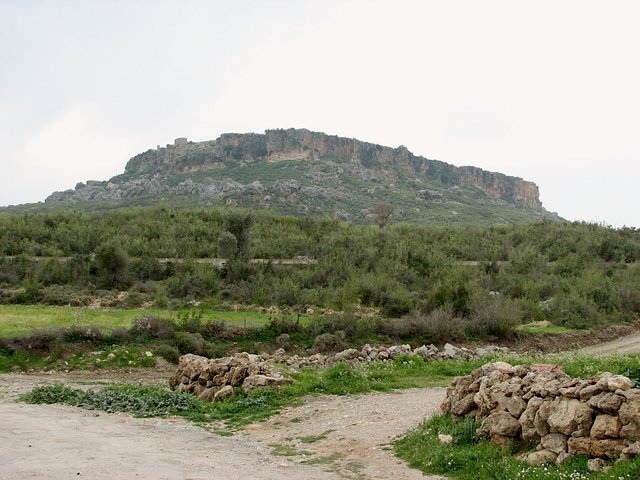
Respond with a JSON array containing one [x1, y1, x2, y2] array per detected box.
[[441, 362, 640, 465], [169, 343, 512, 402]]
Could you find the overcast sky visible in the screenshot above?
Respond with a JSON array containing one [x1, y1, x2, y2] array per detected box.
[[1, 0, 639, 227]]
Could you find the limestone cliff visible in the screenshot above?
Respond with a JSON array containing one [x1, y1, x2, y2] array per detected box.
[[45, 128, 557, 225]]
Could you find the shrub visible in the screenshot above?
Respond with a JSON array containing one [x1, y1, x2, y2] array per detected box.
[[108, 327, 133, 343], [62, 326, 104, 343], [130, 316, 176, 340], [154, 345, 181, 364], [0, 336, 12, 355], [381, 308, 465, 344], [200, 320, 227, 340], [174, 332, 206, 355], [276, 333, 290, 350], [465, 296, 521, 339], [175, 310, 203, 333], [312, 331, 346, 352], [11, 329, 60, 354]]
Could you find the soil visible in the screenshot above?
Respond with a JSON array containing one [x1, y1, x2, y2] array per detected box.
[[0, 366, 445, 480], [505, 321, 640, 354]]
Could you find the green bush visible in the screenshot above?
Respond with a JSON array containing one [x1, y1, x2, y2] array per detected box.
[[312, 331, 346, 352], [465, 295, 521, 339], [130, 316, 176, 340], [174, 331, 206, 355], [154, 344, 181, 364]]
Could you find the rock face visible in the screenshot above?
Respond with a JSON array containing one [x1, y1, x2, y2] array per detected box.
[[44, 129, 559, 225], [442, 362, 640, 464]]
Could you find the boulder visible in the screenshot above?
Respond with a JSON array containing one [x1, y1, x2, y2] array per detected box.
[[242, 374, 292, 392], [520, 397, 544, 441], [547, 398, 594, 437], [541, 433, 568, 454], [590, 415, 622, 439], [567, 437, 625, 459], [619, 396, 640, 441], [586, 392, 624, 415], [214, 385, 234, 401], [521, 449, 557, 465], [478, 412, 521, 438]]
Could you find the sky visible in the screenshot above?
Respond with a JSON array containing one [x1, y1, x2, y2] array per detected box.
[[1, 0, 639, 228]]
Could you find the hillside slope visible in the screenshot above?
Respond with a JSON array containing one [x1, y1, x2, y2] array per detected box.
[[41, 128, 559, 225]]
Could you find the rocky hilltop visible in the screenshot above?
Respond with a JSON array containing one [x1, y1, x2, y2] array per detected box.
[[44, 128, 558, 225]]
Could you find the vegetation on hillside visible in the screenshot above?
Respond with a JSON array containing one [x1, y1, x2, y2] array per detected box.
[[0, 207, 638, 335]]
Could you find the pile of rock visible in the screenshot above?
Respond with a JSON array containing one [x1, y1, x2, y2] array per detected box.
[[170, 343, 512, 402], [269, 343, 512, 369], [168, 352, 291, 401], [442, 362, 640, 465]]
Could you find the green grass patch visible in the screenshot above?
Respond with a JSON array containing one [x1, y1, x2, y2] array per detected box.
[[0, 305, 272, 338], [516, 323, 580, 335], [302, 452, 345, 465], [269, 443, 313, 457], [298, 430, 335, 443], [395, 413, 640, 480]]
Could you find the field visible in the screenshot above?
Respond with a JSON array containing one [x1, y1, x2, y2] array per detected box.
[[0, 305, 272, 338]]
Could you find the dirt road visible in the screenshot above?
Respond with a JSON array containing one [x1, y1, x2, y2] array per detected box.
[[578, 331, 640, 355], [0, 372, 445, 480]]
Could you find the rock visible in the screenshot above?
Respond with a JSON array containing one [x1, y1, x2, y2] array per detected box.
[[596, 373, 632, 392], [541, 433, 568, 454], [587, 458, 609, 472], [587, 392, 624, 414], [555, 451, 573, 466], [534, 399, 554, 437], [478, 412, 521, 438], [620, 441, 640, 461], [579, 384, 603, 401], [618, 396, 640, 441], [197, 387, 217, 401], [506, 396, 527, 418], [242, 374, 292, 392], [567, 437, 625, 459], [213, 385, 234, 401], [520, 397, 544, 441], [522, 449, 557, 465], [413, 344, 438, 359], [437, 434, 453, 444], [590, 415, 622, 439], [547, 398, 594, 437], [451, 393, 477, 416]]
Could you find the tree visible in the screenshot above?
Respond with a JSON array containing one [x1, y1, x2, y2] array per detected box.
[[226, 211, 253, 258], [94, 241, 129, 288], [217, 231, 238, 259], [373, 203, 397, 229]]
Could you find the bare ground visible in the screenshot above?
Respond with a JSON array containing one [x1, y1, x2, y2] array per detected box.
[[578, 331, 640, 355], [0, 369, 445, 480]]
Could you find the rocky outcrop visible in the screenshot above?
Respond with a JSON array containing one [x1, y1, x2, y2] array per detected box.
[[46, 129, 547, 213], [442, 362, 640, 465]]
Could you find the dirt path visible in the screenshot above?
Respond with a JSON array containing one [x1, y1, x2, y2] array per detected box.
[[578, 331, 640, 355], [0, 371, 445, 479], [242, 388, 447, 479]]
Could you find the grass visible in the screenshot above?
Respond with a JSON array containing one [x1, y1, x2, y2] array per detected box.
[[395, 413, 640, 480], [516, 323, 580, 335], [0, 304, 272, 338], [298, 430, 335, 443]]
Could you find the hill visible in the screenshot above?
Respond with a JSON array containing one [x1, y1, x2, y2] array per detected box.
[[34, 128, 558, 225]]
